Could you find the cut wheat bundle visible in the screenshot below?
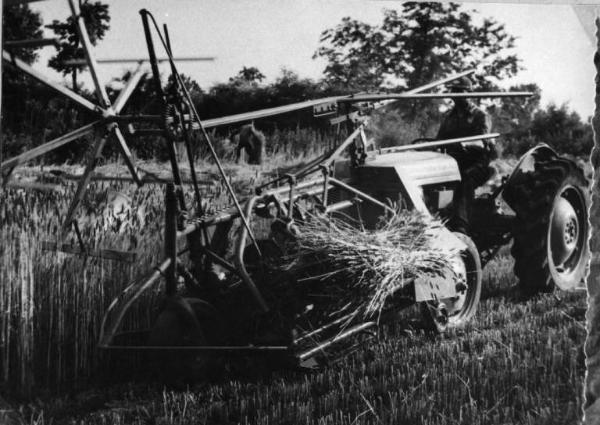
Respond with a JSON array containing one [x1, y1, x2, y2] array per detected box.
[[285, 209, 460, 319]]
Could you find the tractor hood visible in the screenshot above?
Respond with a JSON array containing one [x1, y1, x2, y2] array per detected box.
[[362, 150, 461, 186], [348, 150, 461, 215]]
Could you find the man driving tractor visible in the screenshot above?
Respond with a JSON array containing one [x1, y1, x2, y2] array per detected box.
[[437, 76, 496, 234]]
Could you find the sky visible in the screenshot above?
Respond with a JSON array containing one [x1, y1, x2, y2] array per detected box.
[[29, 0, 597, 119]]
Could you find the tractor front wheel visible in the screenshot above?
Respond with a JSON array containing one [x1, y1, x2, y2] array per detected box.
[[507, 159, 589, 293], [422, 232, 482, 333]]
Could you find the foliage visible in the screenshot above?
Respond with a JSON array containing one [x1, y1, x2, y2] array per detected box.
[[231, 66, 266, 84], [315, 2, 520, 92], [487, 83, 542, 135], [46, 1, 110, 91], [3, 4, 44, 64], [500, 102, 593, 157]]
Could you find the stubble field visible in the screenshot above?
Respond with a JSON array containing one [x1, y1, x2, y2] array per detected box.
[[0, 153, 588, 424]]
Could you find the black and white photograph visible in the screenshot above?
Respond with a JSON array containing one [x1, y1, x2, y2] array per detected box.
[[0, 1, 597, 424]]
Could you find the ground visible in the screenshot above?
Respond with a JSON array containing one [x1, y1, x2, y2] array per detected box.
[[15, 250, 587, 425], [2, 156, 589, 424]]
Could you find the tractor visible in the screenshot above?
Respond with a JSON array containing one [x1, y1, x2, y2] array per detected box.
[[1, 6, 590, 377]]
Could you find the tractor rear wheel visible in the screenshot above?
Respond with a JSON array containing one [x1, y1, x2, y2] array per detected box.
[[507, 159, 589, 293], [422, 232, 482, 333]]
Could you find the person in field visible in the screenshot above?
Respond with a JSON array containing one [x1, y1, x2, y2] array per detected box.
[[437, 76, 496, 234], [234, 123, 266, 165]]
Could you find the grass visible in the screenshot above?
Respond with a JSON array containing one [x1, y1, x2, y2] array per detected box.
[[0, 152, 588, 424]]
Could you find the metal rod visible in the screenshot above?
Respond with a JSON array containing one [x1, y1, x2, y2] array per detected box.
[[234, 195, 270, 312], [140, 10, 165, 101], [139, 10, 184, 204], [340, 91, 534, 103], [409, 70, 474, 94], [194, 245, 238, 275], [97, 56, 215, 64], [264, 177, 325, 197], [61, 57, 215, 67], [379, 133, 500, 154], [298, 322, 376, 361], [164, 183, 178, 296], [329, 177, 394, 214], [199, 96, 345, 128], [164, 23, 203, 213], [321, 126, 363, 168]]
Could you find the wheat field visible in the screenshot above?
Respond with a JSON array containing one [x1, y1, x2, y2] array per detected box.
[[0, 153, 588, 424]]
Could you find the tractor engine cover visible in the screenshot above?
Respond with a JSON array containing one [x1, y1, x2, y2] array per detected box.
[[350, 150, 461, 225]]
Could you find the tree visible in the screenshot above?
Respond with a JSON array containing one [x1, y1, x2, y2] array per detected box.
[[314, 2, 520, 92], [232, 66, 266, 84], [500, 102, 593, 157], [487, 83, 541, 135], [3, 4, 44, 64], [46, 1, 110, 91], [530, 104, 593, 157]]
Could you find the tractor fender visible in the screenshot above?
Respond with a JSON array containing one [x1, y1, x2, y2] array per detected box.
[[500, 143, 560, 211]]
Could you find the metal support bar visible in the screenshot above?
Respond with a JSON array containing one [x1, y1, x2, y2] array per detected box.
[[139, 10, 166, 101], [62, 56, 215, 66], [98, 56, 215, 64], [405, 69, 475, 94], [329, 177, 395, 214], [340, 91, 534, 103], [322, 126, 363, 168], [234, 196, 270, 313], [379, 133, 500, 154], [164, 183, 179, 296]]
